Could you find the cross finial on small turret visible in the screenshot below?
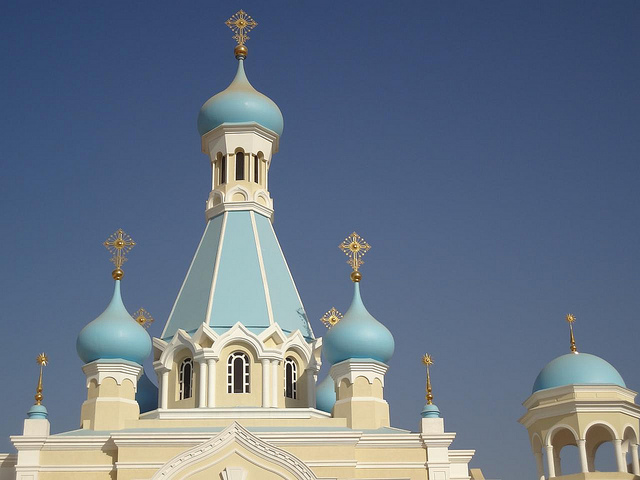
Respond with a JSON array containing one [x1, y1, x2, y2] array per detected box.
[[422, 354, 434, 405], [566, 313, 578, 353], [34, 353, 48, 406], [103, 229, 135, 280], [226, 10, 258, 58], [321, 307, 343, 328], [339, 232, 371, 282]]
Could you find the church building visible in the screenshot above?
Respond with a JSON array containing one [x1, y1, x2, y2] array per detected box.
[[1, 10, 638, 480]]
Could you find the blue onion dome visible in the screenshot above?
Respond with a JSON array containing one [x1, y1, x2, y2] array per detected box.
[[197, 58, 284, 137], [315, 374, 336, 414], [532, 352, 626, 393], [421, 403, 441, 419], [323, 282, 395, 365], [136, 370, 158, 414], [76, 281, 152, 365]]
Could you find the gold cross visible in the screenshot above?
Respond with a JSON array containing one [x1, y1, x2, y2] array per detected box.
[[339, 232, 371, 273], [226, 10, 258, 46], [566, 313, 578, 353], [104, 229, 135, 270], [132, 308, 154, 330], [35, 352, 48, 406], [321, 307, 343, 328], [422, 353, 434, 404]]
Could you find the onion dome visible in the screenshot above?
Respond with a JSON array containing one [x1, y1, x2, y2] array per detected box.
[[421, 403, 441, 419], [76, 281, 152, 366], [315, 375, 336, 414], [323, 283, 395, 365], [197, 58, 283, 137], [136, 370, 158, 413], [532, 352, 626, 393]]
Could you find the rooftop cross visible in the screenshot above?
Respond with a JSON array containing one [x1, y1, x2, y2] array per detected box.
[[103, 229, 135, 280], [422, 353, 434, 405], [34, 353, 48, 406], [566, 313, 578, 353], [339, 232, 371, 282], [132, 308, 154, 330], [321, 307, 343, 328], [226, 10, 258, 57]]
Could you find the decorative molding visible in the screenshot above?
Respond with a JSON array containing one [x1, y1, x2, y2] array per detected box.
[[147, 407, 331, 421], [150, 421, 317, 480], [330, 359, 388, 387], [201, 122, 280, 156], [82, 360, 142, 390], [206, 200, 274, 222]]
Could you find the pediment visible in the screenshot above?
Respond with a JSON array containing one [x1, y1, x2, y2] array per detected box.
[[151, 422, 317, 480]]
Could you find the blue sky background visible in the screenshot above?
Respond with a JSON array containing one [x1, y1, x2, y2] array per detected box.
[[1, 2, 639, 479]]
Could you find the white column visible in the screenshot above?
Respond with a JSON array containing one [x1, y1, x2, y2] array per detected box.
[[198, 360, 207, 408], [207, 359, 216, 407], [160, 371, 169, 409], [614, 439, 626, 472], [534, 450, 545, 480], [261, 359, 270, 408], [578, 439, 589, 473], [545, 445, 556, 478], [631, 443, 639, 475], [271, 360, 279, 408]]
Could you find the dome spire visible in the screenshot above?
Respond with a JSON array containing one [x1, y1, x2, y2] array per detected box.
[[27, 353, 49, 419], [226, 10, 258, 60], [421, 353, 441, 418], [339, 232, 371, 283], [566, 313, 578, 353], [103, 228, 135, 280]]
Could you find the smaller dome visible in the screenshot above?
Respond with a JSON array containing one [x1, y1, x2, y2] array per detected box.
[[136, 370, 158, 414], [323, 283, 395, 365], [315, 375, 336, 414], [76, 281, 152, 366], [532, 352, 626, 393], [27, 404, 48, 419], [197, 59, 284, 137], [421, 403, 440, 419]]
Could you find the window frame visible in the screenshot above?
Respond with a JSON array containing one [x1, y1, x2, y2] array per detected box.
[[227, 351, 250, 394], [284, 356, 298, 400], [178, 357, 193, 400]]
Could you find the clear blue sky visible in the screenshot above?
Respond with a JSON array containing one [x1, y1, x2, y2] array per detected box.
[[1, 2, 639, 479]]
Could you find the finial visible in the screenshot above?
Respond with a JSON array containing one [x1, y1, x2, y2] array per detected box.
[[132, 308, 154, 330], [226, 10, 257, 59], [339, 232, 371, 282], [34, 353, 48, 406], [103, 229, 135, 280], [422, 353, 434, 405], [321, 307, 343, 328], [566, 313, 578, 353]]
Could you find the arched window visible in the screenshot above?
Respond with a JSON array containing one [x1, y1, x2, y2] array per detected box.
[[178, 358, 193, 400], [220, 155, 226, 184], [235, 152, 245, 180], [227, 352, 250, 393], [253, 154, 259, 183], [284, 357, 297, 399]]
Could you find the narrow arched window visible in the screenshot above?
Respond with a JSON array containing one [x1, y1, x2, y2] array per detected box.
[[227, 352, 250, 393], [178, 358, 193, 400], [284, 357, 297, 399], [235, 152, 245, 180], [253, 154, 259, 183], [220, 155, 227, 184]]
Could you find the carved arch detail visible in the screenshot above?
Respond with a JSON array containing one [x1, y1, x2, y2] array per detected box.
[[151, 421, 318, 480]]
